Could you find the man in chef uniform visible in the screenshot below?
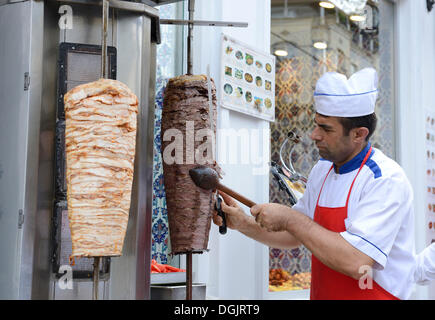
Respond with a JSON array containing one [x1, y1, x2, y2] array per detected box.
[[213, 68, 417, 300]]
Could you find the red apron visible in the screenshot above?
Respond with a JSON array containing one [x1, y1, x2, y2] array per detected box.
[[310, 147, 399, 300]]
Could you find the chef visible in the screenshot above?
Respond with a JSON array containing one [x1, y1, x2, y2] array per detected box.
[[213, 68, 417, 300]]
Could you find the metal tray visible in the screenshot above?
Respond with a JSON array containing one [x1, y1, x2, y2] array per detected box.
[[150, 283, 206, 300]]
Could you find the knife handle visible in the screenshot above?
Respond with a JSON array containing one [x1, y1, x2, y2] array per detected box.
[[217, 183, 256, 208], [215, 196, 227, 235]]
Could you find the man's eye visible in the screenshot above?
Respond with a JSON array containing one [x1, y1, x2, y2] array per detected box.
[[315, 123, 332, 132]]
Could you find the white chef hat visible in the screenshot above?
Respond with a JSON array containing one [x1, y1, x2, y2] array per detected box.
[[314, 68, 378, 117]]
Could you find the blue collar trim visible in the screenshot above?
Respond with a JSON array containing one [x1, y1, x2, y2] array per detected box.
[[334, 143, 373, 174]]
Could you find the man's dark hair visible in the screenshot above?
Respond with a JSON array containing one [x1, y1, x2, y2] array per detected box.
[[338, 113, 377, 141]]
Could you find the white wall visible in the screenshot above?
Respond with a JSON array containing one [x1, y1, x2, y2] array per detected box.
[[395, 0, 435, 300], [190, 0, 271, 299]]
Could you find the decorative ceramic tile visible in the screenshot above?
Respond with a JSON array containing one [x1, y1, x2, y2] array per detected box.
[[151, 78, 170, 264]]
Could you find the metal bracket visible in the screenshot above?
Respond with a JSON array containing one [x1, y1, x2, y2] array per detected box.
[[24, 72, 30, 91], [140, 0, 182, 6], [18, 209, 24, 229], [160, 19, 248, 28]]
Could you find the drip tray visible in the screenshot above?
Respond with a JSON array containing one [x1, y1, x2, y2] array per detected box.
[[150, 283, 206, 300]]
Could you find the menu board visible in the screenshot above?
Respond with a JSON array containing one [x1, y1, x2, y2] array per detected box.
[[426, 109, 435, 247], [220, 34, 276, 122]]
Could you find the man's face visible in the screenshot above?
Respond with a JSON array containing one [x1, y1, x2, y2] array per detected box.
[[310, 113, 354, 164]]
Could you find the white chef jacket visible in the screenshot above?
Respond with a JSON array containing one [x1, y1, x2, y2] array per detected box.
[[293, 143, 416, 299]]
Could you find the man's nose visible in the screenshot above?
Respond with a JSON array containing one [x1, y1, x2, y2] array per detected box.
[[310, 127, 321, 141]]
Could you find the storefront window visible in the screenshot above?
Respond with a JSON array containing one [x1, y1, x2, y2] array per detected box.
[[269, 0, 395, 292]]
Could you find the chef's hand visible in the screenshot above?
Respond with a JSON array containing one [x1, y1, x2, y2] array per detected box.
[[212, 191, 249, 231], [250, 203, 291, 232]]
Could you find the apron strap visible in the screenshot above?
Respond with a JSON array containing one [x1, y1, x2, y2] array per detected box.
[[315, 165, 334, 207], [345, 146, 373, 208]]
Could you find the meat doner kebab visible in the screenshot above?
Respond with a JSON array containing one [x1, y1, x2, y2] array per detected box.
[[161, 74, 220, 255], [64, 79, 138, 259], [161, 74, 257, 252]]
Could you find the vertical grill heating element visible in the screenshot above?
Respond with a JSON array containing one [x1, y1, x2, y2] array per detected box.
[[51, 43, 117, 282]]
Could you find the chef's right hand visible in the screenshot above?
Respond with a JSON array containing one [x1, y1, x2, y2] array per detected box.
[[213, 190, 248, 231]]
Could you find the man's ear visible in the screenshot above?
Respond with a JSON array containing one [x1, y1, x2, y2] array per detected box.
[[352, 127, 369, 143]]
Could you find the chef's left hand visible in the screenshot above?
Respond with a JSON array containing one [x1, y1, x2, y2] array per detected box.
[[250, 203, 291, 232]]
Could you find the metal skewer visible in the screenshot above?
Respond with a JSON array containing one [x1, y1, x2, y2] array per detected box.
[[101, 0, 109, 79], [93, 0, 109, 301], [185, 0, 195, 300], [186, 252, 193, 300], [93, 256, 101, 300], [187, 0, 195, 75]]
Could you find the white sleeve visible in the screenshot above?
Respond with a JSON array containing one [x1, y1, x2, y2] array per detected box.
[[292, 190, 311, 217], [414, 243, 435, 285], [340, 173, 412, 269], [292, 164, 319, 219]]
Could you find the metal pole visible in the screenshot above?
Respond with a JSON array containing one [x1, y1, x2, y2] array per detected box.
[[101, 0, 109, 78], [93, 257, 101, 300], [186, 252, 193, 300], [186, 0, 194, 299], [187, 0, 195, 75]]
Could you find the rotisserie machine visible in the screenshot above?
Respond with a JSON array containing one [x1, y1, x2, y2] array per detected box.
[[0, 0, 162, 299]]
